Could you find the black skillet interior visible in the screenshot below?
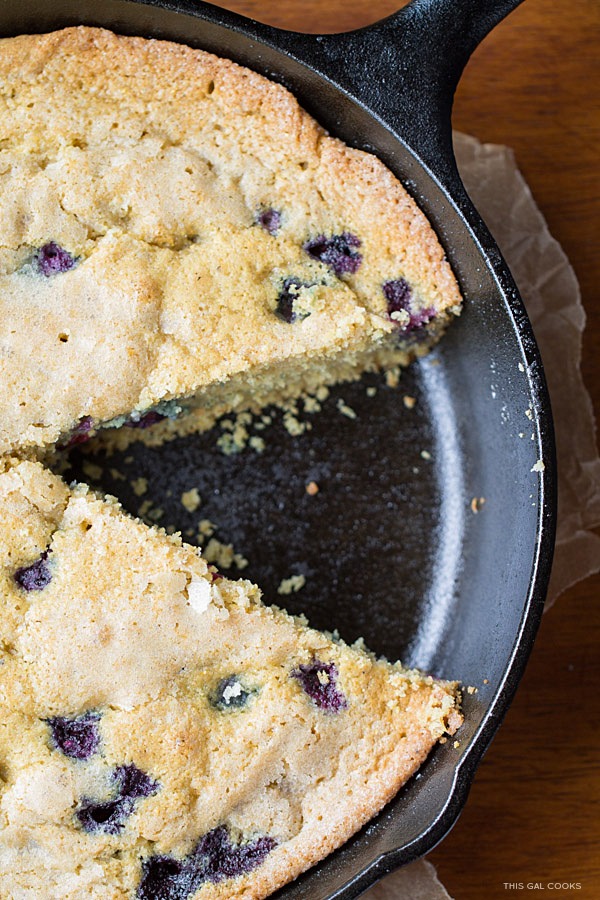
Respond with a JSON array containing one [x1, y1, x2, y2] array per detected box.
[[1, 0, 556, 897]]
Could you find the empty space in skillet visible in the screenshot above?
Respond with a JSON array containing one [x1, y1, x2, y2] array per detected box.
[[4, 1, 555, 897]]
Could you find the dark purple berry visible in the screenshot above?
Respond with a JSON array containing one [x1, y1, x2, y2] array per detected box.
[[303, 232, 362, 276], [137, 855, 189, 900], [115, 763, 159, 800], [47, 711, 101, 760], [77, 796, 133, 835], [408, 306, 436, 331], [77, 764, 159, 835], [275, 277, 312, 324], [125, 411, 166, 429], [62, 416, 94, 449], [137, 826, 277, 899], [14, 551, 52, 592], [35, 242, 76, 276], [383, 278, 412, 315], [383, 279, 436, 332], [210, 676, 255, 712], [292, 660, 347, 712], [192, 825, 276, 883], [256, 208, 281, 235]]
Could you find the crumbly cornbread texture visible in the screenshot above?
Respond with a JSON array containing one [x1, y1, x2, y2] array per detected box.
[[0, 458, 461, 900], [0, 27, 461, 456]]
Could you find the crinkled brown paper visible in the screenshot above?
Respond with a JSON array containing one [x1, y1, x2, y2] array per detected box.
[[364, 132, 600, 898]]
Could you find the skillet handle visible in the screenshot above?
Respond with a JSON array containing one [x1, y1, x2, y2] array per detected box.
[[293, 0, 524, 189]]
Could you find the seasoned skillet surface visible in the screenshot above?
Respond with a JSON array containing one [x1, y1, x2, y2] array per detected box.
[[67, 366, 439, 665]]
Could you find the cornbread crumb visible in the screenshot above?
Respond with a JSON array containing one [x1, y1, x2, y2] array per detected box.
[[277, 574, 307, 595], [420, 450, 431, 461], [531, 459, 545, 473], [138, 499, 152, 518], [181, 487, 202, 512], [249, 436, 266, 453], [403, 395, 416, 409], [470, 497, 486, 513], [385, 367, 401, 389], [453, 741, 461, 749], [82, 461, 103, 481], [306, 481, 320, 496], [204, 538, 249, 571], [217, 433, 236, 455], [283, 412, 311, 436], [366, 386, 377, 398], [215, 412, 259, 454], [110, 467, 127, 481], [336, 399, 357, 420], [131, 477, 148, 497], [197, 519, 217, 540], [303, 395, 322, 413]]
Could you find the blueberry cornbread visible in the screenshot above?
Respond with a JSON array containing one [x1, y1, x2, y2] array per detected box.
[[0, 457, 462, 899], [0, 26, 462, 457]]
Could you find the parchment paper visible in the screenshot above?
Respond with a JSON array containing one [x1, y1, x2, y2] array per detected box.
[[364, 131, 600, 898]]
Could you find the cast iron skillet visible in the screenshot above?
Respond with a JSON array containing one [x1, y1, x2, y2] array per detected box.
[[0, 1, 556, 897]]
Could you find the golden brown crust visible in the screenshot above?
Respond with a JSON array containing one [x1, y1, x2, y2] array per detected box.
[[0, 458, 461, 899], [0, 27, 461, 456]]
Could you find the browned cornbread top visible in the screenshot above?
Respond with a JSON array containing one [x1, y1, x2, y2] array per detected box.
[[0, 458, 461, 899], [0, 27, 461, 456]]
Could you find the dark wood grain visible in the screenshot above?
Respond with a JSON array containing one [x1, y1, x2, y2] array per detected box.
[[209, 2, 600, 897]]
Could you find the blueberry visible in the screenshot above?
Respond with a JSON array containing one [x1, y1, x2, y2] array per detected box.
[[303, 232, 362, 276], [383, 278, 412, 315], [35, 242, 76, 276], [62, 416, 94, 449], [77, 796, 133, 835], [137, 826, 277, 899], [115, 763, 159, 800], [77, 764, 159, 834], [47, 711, 101, 760], [292, 660, 347, 712], [210, 676, 255, 712], [383, 279, 435, 332], [256, 208, 281, 235], [192, 825, 276, 883], [137, 856, 191, 900], [14, 551, 52, 592], [275, 277, 312, 324]]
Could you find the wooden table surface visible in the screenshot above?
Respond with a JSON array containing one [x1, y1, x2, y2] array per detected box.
[[215, 1, 599, 898]]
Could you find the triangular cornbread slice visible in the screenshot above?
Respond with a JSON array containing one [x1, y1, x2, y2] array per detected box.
[[0, 27, 461, 456], [0, 458, 461, 899]]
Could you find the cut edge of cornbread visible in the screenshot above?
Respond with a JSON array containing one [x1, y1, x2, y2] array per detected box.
[[0, 26, 462, 460]]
